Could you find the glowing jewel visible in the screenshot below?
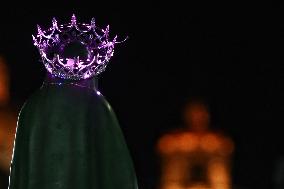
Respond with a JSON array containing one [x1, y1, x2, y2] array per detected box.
[[32, 14, 126, 80]]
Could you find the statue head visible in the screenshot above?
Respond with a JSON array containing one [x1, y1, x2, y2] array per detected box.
[[183, 99, 210, 132]]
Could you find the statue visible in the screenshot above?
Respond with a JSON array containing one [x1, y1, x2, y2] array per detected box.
[[8, 15, 138, 189], [157, 100, 234, 189]]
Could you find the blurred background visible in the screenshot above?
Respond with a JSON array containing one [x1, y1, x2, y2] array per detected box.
[[0, 1, 284, 189]]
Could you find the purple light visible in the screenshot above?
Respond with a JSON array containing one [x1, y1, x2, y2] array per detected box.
[[32, 14, 126, 80], [66, 59, 75, 67]]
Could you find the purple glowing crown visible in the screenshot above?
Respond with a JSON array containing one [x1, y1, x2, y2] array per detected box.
[[32, 14, 124, 80]]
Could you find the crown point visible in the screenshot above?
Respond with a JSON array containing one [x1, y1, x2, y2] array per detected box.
[[37, 25, 43, 35], [52, 17, 57, 24], [104, 25, 110, 36], [52, 17, 58, 28], [71, 14, 77, 24], [112, 35, 118, 44], [32, 35, 37, 43], [91, 17, 96, 28]]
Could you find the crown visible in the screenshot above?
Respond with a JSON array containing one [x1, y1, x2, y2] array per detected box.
[[32, 14, 125, 80]]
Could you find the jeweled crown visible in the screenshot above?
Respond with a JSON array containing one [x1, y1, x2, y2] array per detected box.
[[33, 14, 124, 80]]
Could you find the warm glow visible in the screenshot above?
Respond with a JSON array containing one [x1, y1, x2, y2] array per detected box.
[[178, 133, 199, 152], [208, 161, 230, 186], [0, 114, 17, 172], [157, 100, 234, 189], [200, 134, 222, 153], [0, 56, 9, 105], [158, 133, 200, 153], [0, 56, 16, 172], [188, 183, 211, 189], [183, 101, 209, 131]]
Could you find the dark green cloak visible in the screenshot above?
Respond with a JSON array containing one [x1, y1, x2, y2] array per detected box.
[[9, 77, 138, 189]]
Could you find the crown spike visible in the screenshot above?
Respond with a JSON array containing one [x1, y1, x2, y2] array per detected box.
[[37, 25, 43, 35], [52, 17, 58, 29], [32, 35, 38, 45], [71, 14, 77, 26], [104, 25, 109, 37], [91, 17, 96, 28], [113, 35, 117, 42]]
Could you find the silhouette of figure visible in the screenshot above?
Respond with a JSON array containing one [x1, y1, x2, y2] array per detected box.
[[157, 100, 234, 189], [0, 56, 17, 189]]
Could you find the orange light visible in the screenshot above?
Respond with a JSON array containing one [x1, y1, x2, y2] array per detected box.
[[157, 100, 234, 189], [0, 57, 9, 105], [0, 56, 17, 172]]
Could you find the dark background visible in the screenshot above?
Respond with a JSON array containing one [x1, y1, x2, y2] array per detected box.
[[0, 1, 284, 189]]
